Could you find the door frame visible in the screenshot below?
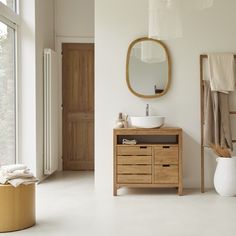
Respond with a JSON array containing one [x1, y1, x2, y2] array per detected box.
[[55, 36, 94, 171]]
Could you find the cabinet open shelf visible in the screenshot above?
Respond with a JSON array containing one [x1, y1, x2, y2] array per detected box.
[[117, 135, 178, 145]]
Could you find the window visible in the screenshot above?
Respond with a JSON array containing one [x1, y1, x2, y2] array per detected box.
[[0, 0, 16, 12], [0, 21, 15, 165], [0, 0, 18, 165]]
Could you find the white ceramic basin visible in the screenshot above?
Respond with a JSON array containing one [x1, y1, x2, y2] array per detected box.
[[130, 116, 165, 129]]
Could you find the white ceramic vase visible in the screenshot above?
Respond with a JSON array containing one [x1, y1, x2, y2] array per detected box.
[[214, 157, 236, 197]]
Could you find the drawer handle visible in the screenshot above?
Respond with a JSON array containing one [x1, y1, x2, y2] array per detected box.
[[163, 146, 170, 149], [140, 146, 147, 149], [162, 164, 170, 167]]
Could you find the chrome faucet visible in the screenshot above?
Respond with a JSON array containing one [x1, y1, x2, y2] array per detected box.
[[146, 104, 149, 116]]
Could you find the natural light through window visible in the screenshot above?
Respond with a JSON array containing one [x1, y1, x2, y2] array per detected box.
[[0, 21, 16, 165], [0, 0, 15, 11]]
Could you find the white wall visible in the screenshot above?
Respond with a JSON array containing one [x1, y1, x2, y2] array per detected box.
[[35, 0, 55, 179], [55, 0, 94, 37], [20, 0, 55, 179], [95, 0, 236, 190]]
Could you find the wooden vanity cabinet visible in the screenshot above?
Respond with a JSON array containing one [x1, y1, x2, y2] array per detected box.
[[113, 128, 183, 196]]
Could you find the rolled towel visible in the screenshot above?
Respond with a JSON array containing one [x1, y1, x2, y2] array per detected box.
[[0, 169, 33, 182], [4, 172, 33, 180], [0, 164, 38, 187], [0, 169, 30, 175], [0, 166, 36, 186], [11, 169, 30, 175], [8, 177, 38, 188], [1, 164, 27, 173], [122, 139, 137, 145]]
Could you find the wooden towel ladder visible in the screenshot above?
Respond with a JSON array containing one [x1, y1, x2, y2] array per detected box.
[[200, 54, 236, 193]]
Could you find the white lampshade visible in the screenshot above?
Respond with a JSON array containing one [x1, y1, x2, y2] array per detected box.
[[141, 41, 166, 63], [149, 0, 214, 40], [149, 0, 183, 40], [185, 0, 214, 10]]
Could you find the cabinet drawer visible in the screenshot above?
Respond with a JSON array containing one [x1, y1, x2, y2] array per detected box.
[[154, 165, 178, 184], [117, 156, 152, 165], [117, 146, 152, 156], [117, 165, 152, 174], [118, 175, 152, 184], [154, 145, 178, 164]]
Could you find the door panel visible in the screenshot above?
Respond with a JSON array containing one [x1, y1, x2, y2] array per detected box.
[[62, 43, 94, 170]]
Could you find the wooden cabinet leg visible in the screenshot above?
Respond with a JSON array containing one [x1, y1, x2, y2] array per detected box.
[[113, 185, 117, 196], [178, 186, 183, 196]]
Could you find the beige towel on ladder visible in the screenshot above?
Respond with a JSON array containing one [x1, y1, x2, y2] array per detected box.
[[208, 53, 235, 93], [203, 81, 233, 150]]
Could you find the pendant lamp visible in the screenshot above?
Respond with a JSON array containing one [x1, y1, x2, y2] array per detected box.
[[149, 0, 214, 40]]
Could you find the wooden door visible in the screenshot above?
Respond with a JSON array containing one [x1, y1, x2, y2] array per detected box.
[[62, 43, 94, 170]]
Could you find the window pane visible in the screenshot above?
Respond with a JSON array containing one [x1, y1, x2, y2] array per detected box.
[[0, 0, 16, 11], [0, 21, 16, 165]]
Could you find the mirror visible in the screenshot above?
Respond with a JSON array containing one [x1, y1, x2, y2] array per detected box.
[[126, 37, 171, 98]]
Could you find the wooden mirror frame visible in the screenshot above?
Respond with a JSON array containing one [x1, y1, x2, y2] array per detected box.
[[126, 37, 171, 99]]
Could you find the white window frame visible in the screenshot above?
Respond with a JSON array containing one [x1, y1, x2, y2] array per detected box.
[[0, 0, 20, 163], [0, 1, 20, 24]]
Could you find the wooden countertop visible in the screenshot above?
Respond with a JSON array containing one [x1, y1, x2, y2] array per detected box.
[[114, 127, 182, 135], [114, 127, 182, 131]]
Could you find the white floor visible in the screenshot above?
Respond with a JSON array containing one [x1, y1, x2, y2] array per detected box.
[[5, 171, 236, 236]]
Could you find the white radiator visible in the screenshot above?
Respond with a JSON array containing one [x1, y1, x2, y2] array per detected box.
[[43, 48, 59, 175]]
